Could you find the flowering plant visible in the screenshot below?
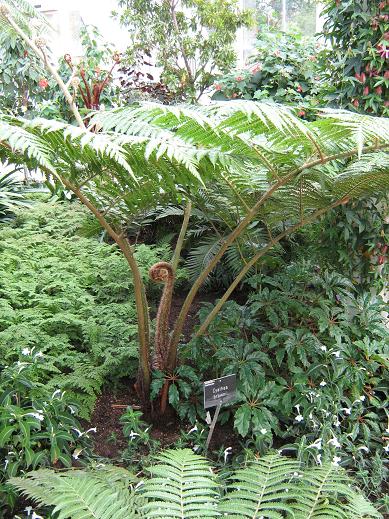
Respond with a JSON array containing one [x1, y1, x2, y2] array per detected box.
[[0, 352, 92, 512], [212, 30, 323, 116], [321, 0, 389, 116]]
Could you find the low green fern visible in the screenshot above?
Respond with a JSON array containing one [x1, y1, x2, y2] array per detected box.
[[10, 450, 381, 519]]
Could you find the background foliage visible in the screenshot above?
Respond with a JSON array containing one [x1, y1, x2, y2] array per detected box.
[[321, 0, 389, 116], [0, 199, 172, 417], [114, 0, 253, 100]]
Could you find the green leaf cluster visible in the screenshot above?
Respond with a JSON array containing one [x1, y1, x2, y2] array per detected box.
[[0, 200, 171, 417], [10, 449, 381, 518]]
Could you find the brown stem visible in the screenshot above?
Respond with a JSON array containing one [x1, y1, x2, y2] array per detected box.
[[160, 380, 170, 414], [169, 0, 195, 90], [171, 200, 192, 273], [167, 142, 389, 369], [59, 178, 151, 403]]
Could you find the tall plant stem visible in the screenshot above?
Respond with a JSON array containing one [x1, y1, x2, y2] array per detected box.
[[171, 200, 192, 273], [0, 7, 153, 398], [167, 142, 388, 368], [2, 10, 86, 129], [57, 178, 151, 401], [195, 199, 345, 337]]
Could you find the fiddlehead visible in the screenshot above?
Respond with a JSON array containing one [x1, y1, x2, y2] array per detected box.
[[149, 262, 175, 370]]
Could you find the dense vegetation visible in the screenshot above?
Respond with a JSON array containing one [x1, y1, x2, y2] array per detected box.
[[0, 1, 388, 518]]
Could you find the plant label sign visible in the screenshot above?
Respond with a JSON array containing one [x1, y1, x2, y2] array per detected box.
[[203, 374, 236, 409]]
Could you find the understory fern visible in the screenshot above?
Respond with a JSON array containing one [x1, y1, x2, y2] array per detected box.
[[10, 450, 381, 519]]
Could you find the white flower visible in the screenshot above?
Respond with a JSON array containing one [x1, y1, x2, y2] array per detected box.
[[333, 419, 341, 427], [135, 480, 144, 489], [383, 444, 389, 453], [224, 447, 232, 463], [34, 351, 43, 358], [316, 453, 322, 465], [332, 456, 342, 466], [68, 405, 76, 415], [357, 445, 369, 453], [52, 389, 62, 399], [342, 407, 351, 415], [320, 345, 327, 352], [360, 395, 366, 401], [21, 348, 30, 356], [295, 414, 304, 422], [27, 412, 44, 421], [308, 438, 322, 450], [319, 381, 327, 387], [24, 506, 33, 516], [72, 448, 83, 460], [188, 425, 198, 434], [331, 350, 341, 358], [32, 512, 44, 519], [260, 428, 267, 435], [129, 430, 140, 441], [328, 437, 341, 448], [21, 105, 28, 113]]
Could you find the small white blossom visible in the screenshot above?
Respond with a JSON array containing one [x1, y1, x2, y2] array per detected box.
[[360, 395, 366, 401], [135, 480, 144, 489], [320, 345, 327, 352], [28, 412, 44, 421], [260, 428, 267, 435], [24, 506, 33, 516], [319, 381, 327, 387], [295, 414, 304, 422], [358, 446, 369, 453], [333, 418, 341, 427], [332, 456, 342, 466], [224, 447, 232, 464], [342, 407, 351, 415], [72, 448, 83, 460], [32, 512, 44, 519], [331, 350, 341, 358], [52, 389, 62, 399], [22, 348, 31, 356], [188, 425, 198, 434], [316, 453, 322, 465], [129, 431, 140, 441], [308, 438, 322, 450], [34, 351, 44, 358], [383, 444, 389, 453], [328, 437, 341, 448]]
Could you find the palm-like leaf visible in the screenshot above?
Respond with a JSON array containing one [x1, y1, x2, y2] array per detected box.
[[10, 450, 381, 519], [141, 449, 219, 518], [10, 466, 141, 519]]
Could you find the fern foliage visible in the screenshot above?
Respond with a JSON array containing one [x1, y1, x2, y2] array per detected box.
[[141, 449, 219, 518], [10, 466, 140, 519], [0, 103, 388, 230], [10, 450, 381, 519]]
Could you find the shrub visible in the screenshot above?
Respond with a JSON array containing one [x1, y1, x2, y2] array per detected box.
[[0, 353, 92, 511], [0, 200, 173, 417], [321, 0, 389, 116], [212, 30, 322, 112], [180, 262, 389, 501]]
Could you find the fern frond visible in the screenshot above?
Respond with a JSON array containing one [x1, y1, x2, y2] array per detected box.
[[10, 467, 141, 519], [219, 453, 298, 518], [141, 448, 219, 518]]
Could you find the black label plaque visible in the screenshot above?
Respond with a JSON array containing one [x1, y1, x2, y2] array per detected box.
[[203, 374, 236, 409]]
